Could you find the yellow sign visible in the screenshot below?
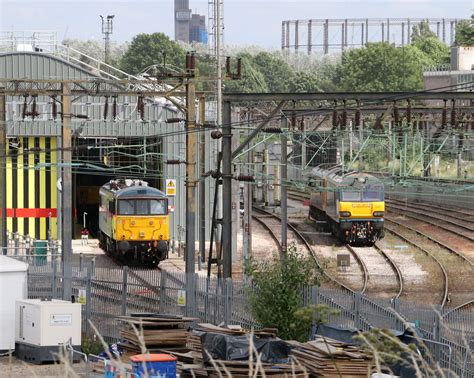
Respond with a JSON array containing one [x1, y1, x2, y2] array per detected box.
[[78, 289, 86, 305], [166, 179, 176, 197], [177, 290, 186, 307]]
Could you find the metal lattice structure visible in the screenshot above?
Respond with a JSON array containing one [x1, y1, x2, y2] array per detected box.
[[281, 18, 466, 54]]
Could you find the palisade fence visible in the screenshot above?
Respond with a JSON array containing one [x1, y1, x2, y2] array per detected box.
[[25, 263, 473, 377]]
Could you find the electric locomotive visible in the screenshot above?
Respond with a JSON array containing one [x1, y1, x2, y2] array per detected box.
[[308, 166, 385, 245], [98, 179, 170, 267]]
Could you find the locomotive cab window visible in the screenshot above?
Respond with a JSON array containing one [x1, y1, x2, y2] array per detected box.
[[117, 199, 168, 215], [341, 191, 361, 201], [136, 200, 149, 215], [118, 199, 135, 215], [362, 186, 384, 201], [150, 199, 167, 215]]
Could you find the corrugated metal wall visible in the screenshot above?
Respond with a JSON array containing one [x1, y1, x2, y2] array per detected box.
[[1, 52, 193, 242]]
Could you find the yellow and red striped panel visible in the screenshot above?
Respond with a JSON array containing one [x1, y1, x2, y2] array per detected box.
[[5, 137, 58, 240]]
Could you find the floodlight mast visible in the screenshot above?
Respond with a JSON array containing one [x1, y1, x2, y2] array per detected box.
[[100, 15, 114, 64]]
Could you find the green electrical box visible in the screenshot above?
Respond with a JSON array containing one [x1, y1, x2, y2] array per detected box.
[[34, 240, 48, 266]]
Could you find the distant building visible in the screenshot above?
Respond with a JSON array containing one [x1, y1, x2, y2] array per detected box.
[[424, 46, 474, 106], [174, 0, 207, 44], [189, 14, 208, 44]]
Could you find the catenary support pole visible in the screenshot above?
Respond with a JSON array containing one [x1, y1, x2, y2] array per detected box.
[[61, 84, 73, 301], [242, 109, 252, 264], [222, 101, 232, 278], [280, 116, 288, 257], [185, 77, 196, 276], [199, 96, 206, 268], [0, 95, 6, 253]]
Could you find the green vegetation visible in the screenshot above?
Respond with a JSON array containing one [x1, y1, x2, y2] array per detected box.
[[245, 244, 324, 341], [455, 15, 474, 46], [107, 22, 454, 93], [81, 334, 102, 355], [119, 33, 186, 74]]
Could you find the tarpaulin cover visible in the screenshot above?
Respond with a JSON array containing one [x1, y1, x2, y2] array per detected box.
[[201, 333, 290, 364]]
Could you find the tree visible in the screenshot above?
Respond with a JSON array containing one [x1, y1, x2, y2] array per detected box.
[[455, 15, 474, 46], [119, 33, 186, 75], [289, 71, 322, 92], [245, 245, 321, 341], [250, 52, 295, 92], [410, 21, 449, 65], [411, 20, 437, 43], [339, 42, 432, 91]]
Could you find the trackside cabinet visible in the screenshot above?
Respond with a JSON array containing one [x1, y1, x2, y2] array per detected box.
[[15, 299, 82, 364]]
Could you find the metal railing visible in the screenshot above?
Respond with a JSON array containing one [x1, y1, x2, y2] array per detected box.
[[23, 264, 473, 376]]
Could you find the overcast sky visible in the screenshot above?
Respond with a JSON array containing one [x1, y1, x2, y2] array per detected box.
[[1, 0, 472, 48]]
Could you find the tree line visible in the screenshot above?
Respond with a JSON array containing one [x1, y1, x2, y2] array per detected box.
[[64, 17, 474, 93]]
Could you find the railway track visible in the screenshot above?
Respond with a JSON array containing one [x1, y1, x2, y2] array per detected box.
[[345, 243, 403, 300], [252, 206, 356, 294], [385, 219, 474, 308], [386, 203, 474, 243]]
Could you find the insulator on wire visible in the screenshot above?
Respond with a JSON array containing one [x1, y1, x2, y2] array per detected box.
[[51, 96, 57, 120], [166, 118, 183, 124], [112, 96, 118, 120], [299, 117, 305, 132], [22, 95, 28, 120], [341, 103, 347, 129], [442, 99, 447, 127], [74, 114, 89, 119], [355, 109, 361, 128], [31, 95, 37, 120], [406, 100, 412, 125], [332, 101, 338, 128], [226, 56, 231, 76], [459, 133, 464, 149], [190, 53, 196, 70], [210, 170, 222, 179], [393, 102, 399, 125], [185, 53, 191, 70], [450, 99, 457, 128], [138, 96, 145, 120], [166, 160, 182, 165], [236, 58, 242, 79], [211, 129, 223, 139], [236, 174, 254, 182], [262, 127, 282, 133], [103, 96, 109, 120]]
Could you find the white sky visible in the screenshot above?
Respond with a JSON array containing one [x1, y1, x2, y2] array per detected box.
[[0, 0, 472, 48]]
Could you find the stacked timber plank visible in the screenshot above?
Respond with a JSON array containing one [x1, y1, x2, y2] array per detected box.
[[117, 314, 194, 353], [289, 337, 372, 377], [182, 323, 306, 377]]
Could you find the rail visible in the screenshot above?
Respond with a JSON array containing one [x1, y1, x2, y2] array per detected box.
[[374, 243, 404, 300], [384, 223, 449, 307], [344, 244, 369, 294]]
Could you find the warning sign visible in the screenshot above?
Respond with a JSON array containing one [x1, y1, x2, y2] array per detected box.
[[166, 179, 177, 197], [177, 290, 186, 307], [78, 289, 86, 305]]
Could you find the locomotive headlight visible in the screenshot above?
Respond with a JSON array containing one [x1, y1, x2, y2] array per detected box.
[[373, 211, 384, 217], [339, 211, 351, 217]]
